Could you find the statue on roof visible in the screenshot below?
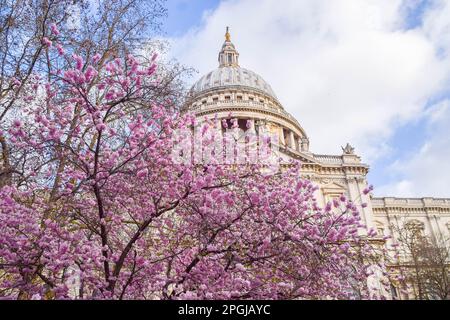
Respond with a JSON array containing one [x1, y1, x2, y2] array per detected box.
[[342, 143, 355, 155]]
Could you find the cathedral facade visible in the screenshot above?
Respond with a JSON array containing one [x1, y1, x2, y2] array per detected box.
[[184, 29, 450, 299]]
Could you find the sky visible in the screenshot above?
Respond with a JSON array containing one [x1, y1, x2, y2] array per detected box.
[[161, 0, 450, 198]]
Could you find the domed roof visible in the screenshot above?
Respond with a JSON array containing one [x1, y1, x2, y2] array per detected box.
[[191, 66, 278, 100], [189, 27, 278, 101]]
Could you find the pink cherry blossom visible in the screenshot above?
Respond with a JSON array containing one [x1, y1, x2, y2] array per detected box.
[[50, 23, 60, 35], [42, 37, 52, 47], [72, 54, 84, 71], [92, 53, 101, 64]]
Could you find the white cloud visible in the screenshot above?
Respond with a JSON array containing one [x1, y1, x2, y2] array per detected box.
[[377, 100, 450, 197], [422, 0, 450, 56], [168, 0, 450, 196]]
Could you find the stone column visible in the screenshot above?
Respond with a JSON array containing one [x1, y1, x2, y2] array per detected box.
[[248, 119, 256, 134], [423, 199, 440, 242], [289, 131, 295, 149], [344, 174, 376, 234], [279, 127, 285, 147], [301, 138, 309, 152]]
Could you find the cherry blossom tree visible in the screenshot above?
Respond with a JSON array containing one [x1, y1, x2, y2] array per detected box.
[[1, 0, 181, 188], [0, 30, 387, 300]]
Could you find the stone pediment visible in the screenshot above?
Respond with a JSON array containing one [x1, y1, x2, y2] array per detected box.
[[321, 181, 347, 193], [320, 181, 348, 201]]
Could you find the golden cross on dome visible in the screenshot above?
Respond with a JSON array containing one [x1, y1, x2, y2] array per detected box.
[[225, 26, 231, 42]]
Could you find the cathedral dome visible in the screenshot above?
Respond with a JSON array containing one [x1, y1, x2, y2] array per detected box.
[[190, 66, 278, 101], [189, 27, 278, 101], [184, 27, 310, 153]]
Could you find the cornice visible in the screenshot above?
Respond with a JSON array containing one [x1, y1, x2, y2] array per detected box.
[[372, 197, 450, 216], [194, 105, 307, 139]]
